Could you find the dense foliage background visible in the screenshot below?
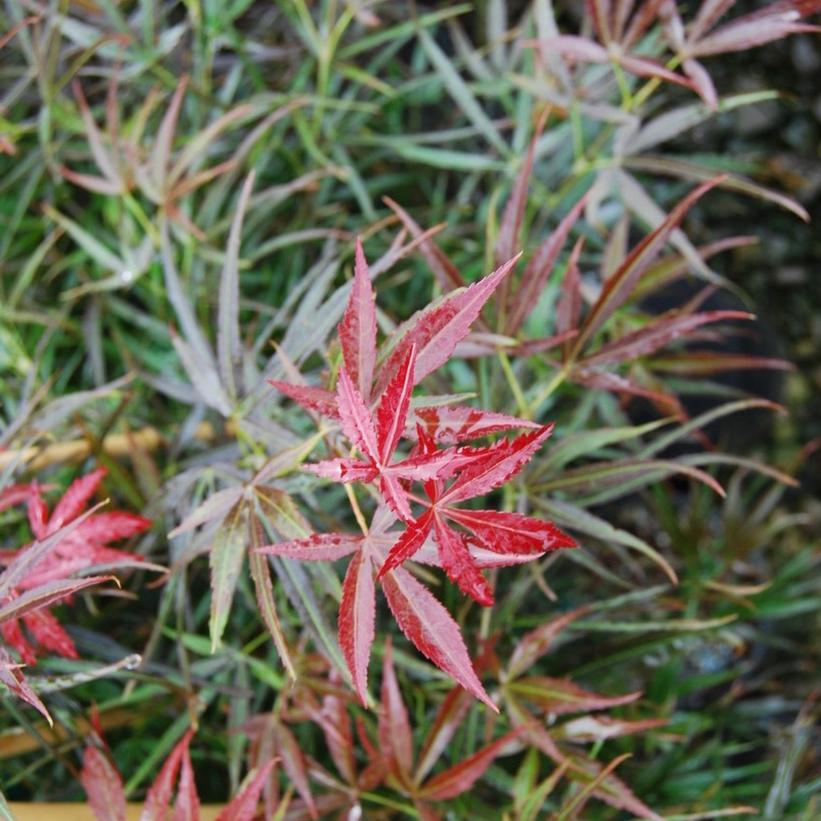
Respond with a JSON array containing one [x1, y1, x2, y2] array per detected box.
[[1, 1, 819, 818]]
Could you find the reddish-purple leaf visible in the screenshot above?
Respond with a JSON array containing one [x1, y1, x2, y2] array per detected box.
[[408, 405, 540, 444], [256, 533, 362, 562], [683, 58, 718, 109], [0, 576, 115, 626], [383, 197, 465, 292], [275, 722, 317, 819], [304, 459, 378, 482], [81, 746, 127, 821], [446, 509, 576, 556], [581, 309, 753, 366], [27, 492, 49, 539], [0, 647, 51, 723], [140, 730, 192, 821], [574, 178, 722, 352], [339, 551, 376, 705], [378, 639, 414, 783], [75, 511, 153, 543], [415, 687, 474, 782], [337, 366, 379, 463], [692, 14, 821, 57], [0, 484, 37, 513], [420, 729, 523, 800], [511, 676, 642, 714], [267, 380, 339, 418], [378, 511, 434, 577], [48, 468, 107, 532], [507, 191, 589, 334], [508, 606, 590, 679], [376, 345, 416, 464], [24, 608, 79, 660], [433, 517, 493, 606], [379, 473, 414, 522], [216, 761, 277, 821], [555, 236, 585, 338], [173, 742, 200, 821], [377, 255, 519, 392], [442, 426, 554, 505], [339, 239, 378, 398], [381, 567, 496, 711]]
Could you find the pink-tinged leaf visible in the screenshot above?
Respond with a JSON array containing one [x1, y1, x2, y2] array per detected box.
[[151, 75, 188, 187], [467, 544, 548, 568], [0, 647, 51, 724], [82, 746, 127, 821], [378, 638, 414, 785], [381, 567, 496, 710], [557, 715, 667, 742], [408, 406, 539, 445], [543, 34, 609, 62], [59, 167, 124, 194], [414, 800, 443, 821], [173, 741, 200, 821], [623, 0, 672, 49], [683, 58, 718, 110], [313, 690, 356, 784], [383, 197, 465, 292], [49, 468, 107, 532], [256, 533, 362, 562], [691, 17, 821, 57], [507, 329, 579, 356], [337, 367, 380, 463], [442, 426, 554, 505], [570, 368, 686, 417], [304, 459, 378, 482], [27, 492, 49, 540], [339, 239, 378, 397], [267, 380, 339, 418], [618, 55, 695, 89], [590, 0, 614, 41], [0, 484, 37, 513], [688, 0, 736, 42], [433, 517, 493, 606], [575, 178, 722, 353], [507, 191, 589, 334], [75, 511, 152, 543], [275, 722, 317, 819], [378, 511, 434, 577], [1, 618, 37, 665], [379, 473, 413, 523], [216, 761, 277, 821], [496, 113, 545, 272], [649, 351, 795, 375], [446, 509, 576, 556], [377, 255, 520, 392], [209, 501, 249, 652], [24, 609, 79, 659], [510, 676, 642, 714], [339, 551, 376, 705], [582, 309, 753, 366], [555, 236, 585, 338], [0, 576, 115, 626], [140, 730, 192, 821], [415, 687, 473, 782], [508, 606, 590, 679], [376, 345, 416, 463], [420, 729, 523, 800]]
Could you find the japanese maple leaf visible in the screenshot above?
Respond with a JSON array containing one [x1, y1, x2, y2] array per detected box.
[[270, 239, 529, 445], [257, 506, 495, 709], [305, 344, 470, 521], [0, 468, 151, 664], [377, 425, 576, 606], [82, 726, 276, 821]]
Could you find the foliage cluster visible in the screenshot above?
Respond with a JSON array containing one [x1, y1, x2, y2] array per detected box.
[[1, 1, 819, 818]]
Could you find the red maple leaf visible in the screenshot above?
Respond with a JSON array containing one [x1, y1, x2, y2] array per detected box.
[[378, 424, 576, 605], [0, 468, 151, 664]]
